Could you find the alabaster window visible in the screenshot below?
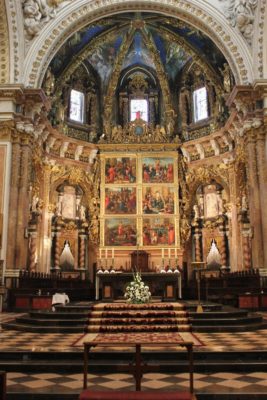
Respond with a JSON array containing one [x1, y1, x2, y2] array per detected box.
[[193, 86, 208, 122], [69, 89, 85, 123], [130, 99, 148, 122]]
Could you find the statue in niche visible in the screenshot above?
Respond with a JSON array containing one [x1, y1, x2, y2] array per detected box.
[[165, 109, 176, 135], [154, 125, 167, 142], [59, 240, 75, 271], [180, 212, 191, 245], [193, 204, 200, 220], [79, 205, 86, 221], [198, 194, 204, 217], [206, 239, 222, 268], [219, 63, 232, 93], [241, 193, 248, 212], [217, 193, 225, 215], [43, 67, 55, 96], [204, 185, 221, 219], [31, 195, 39, 213], [55, 194, 63, 216]]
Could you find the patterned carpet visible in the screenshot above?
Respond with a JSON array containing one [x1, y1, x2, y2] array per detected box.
[[85, 302, 191, 333], [74, 332, 204, 347]]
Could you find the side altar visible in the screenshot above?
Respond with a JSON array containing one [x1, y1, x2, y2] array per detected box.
[[95, 271, 182, 301]]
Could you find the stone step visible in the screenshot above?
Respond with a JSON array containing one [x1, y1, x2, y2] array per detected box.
[[29, 311, 89, 319], [191, 315, 262, 326], [1, 321, 84, 333], [15, 316, 87, 326]]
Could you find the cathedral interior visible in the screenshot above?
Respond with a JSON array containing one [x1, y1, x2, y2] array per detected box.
[[0, 1, 267, 399]]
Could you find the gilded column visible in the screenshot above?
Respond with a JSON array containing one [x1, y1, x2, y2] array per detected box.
[[79, 234, 86, 269], [242, 230, 252, 269], [54, 233, 60, 270], [194, 231, 202, 262], [15, 134, 32, 268], [6, 133, 21, 268], [256, 128, 267, 267], [29, 232, 37, 271], [245, 130, 264, 268]]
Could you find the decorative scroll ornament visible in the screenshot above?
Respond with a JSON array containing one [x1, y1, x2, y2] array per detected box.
[[220, 0, 258, 45], [22, 0, 70, 39], [101, 120, 172, 144], [129, 74, 148, 96]]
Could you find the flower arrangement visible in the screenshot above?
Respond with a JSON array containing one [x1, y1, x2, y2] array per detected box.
[[124, 271, 151, 304]]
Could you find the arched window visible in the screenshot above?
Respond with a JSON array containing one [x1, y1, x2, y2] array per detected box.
[[69, 89, 85, 123], [130, 99, 148, 122], [193, 86, 208, 122]]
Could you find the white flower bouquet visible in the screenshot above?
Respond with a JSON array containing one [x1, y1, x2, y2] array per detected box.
[[124, 272, 151, 304]]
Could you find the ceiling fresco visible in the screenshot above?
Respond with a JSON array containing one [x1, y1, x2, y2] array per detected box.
[[49, 12, 228, 92]]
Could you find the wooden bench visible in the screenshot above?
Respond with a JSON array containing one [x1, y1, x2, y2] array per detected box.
[[79, 338, 196, 400]]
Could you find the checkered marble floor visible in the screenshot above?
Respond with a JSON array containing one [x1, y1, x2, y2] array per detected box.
[[2, 312, 267, 396], [6, 371, 267, 395], [2, 321, 267, 352]]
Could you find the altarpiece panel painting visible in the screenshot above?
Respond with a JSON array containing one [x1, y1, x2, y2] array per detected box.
[[105, 218, 137, 246], [143, 217, 175, 246], [105, 187, 136, 214], [142, 157, 174, 183], [105, 157, 136, 184], [143, 186, 175, 214]]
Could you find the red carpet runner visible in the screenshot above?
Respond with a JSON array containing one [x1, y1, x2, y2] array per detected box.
[[84, 302, 191, 333]]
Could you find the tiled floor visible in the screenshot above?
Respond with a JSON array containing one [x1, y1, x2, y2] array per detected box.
[[2, 312, 267, 396], [6, 371, 267, 395]]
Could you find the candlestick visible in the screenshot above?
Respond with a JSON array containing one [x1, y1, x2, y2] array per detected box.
[[105, 249, 108, 259], [112, 248, 114, 259], [161, 248, 164, 258], [168, 248, 171, 259]]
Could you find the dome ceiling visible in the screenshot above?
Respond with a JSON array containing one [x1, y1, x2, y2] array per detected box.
[[49, 12, 227, 92]]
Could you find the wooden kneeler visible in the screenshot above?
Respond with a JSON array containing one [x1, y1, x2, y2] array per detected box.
[[79, 340, 196, 400]]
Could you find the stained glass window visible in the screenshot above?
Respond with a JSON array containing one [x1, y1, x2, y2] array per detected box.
[[130, 99, 148, 122], [69, 89, 85, 123], [193, 87, 208, 122]]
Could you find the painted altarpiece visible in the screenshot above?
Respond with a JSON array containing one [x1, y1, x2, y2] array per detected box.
[[99, 151, 180, 270]]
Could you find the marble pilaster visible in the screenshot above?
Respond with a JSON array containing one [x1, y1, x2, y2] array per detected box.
[[256, 128, 267, 267], [245, 130, 264, 268], [15, 135, 32, 268], [6, 134, 21, 268]]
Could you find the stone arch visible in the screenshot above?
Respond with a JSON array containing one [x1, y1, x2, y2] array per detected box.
[[0, 0, 9, 84], [22, 0, 254, 89]]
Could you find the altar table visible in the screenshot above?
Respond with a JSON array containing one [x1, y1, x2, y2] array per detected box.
[[95, 272, 182, 301]]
